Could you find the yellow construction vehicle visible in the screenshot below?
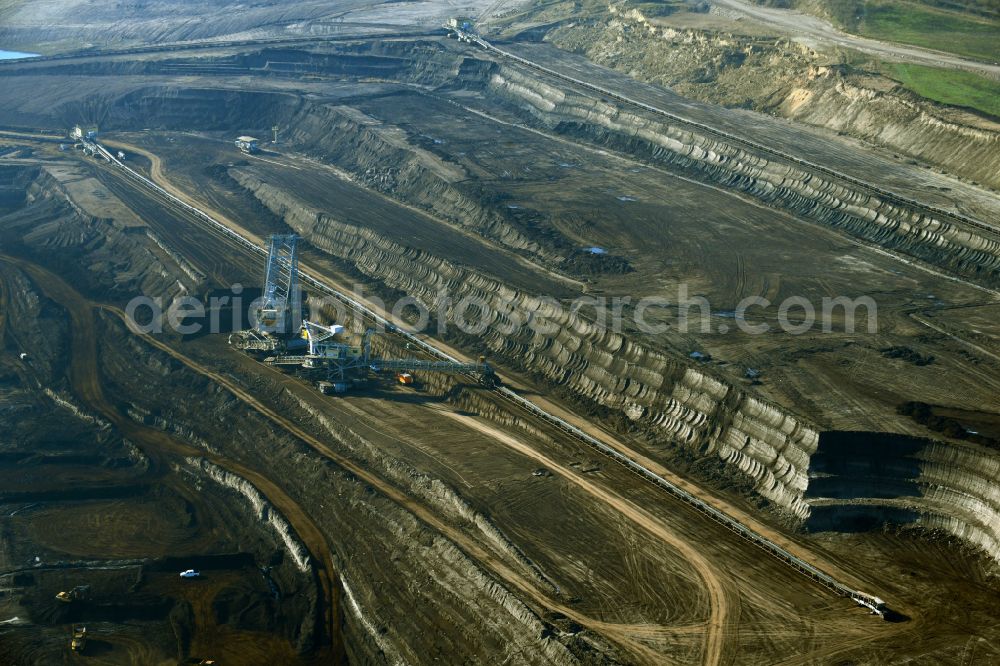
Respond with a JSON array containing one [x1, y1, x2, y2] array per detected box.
[[71, 625, 87, 652], [55, 586, 89, 603], [396, 372, 414, 385]]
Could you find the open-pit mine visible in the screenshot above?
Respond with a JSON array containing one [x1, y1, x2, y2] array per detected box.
[[0, 0, 999, 663]]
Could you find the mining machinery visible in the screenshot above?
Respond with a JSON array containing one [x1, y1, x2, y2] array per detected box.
[[232, 234, 498, 392], [55, 585, 90, 603], [262, 324, 498, 390], [259, 234, 301, 335], [229, 233, 304, 353], [71, 626, 87, 652]]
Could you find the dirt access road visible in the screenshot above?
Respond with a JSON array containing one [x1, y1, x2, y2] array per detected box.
[[710, 0, 1000, 78], [434, 407, 731, 666]]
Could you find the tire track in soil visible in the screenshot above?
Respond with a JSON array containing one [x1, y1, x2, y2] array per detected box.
[[432, 406, 733, 666]]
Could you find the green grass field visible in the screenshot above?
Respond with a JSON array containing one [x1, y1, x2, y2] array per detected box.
[[886, 62, 1000, 118], [858, 0, 1000, 62]]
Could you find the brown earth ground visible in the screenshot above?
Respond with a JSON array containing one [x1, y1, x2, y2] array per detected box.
[[0, 15, 998, 665]]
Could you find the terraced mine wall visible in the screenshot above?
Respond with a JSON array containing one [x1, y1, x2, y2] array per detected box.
[[187, 458, 312, 572], [483, 63, 1000, 288], [22, 46, 999, 286], [548, 19, 1000, 190], [199, 48, 1000, 286], [10, 167, 197, 299], [806, 432, 1000, 558], [779, 76, 1000, 191], [0, 165, 32, 212], [231, 134, 1000, 564], [234, 170, 820, 520], [277, 102, 552, 260]]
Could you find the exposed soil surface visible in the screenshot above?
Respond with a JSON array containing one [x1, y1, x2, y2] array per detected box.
[[0, 6, 998, 664]]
